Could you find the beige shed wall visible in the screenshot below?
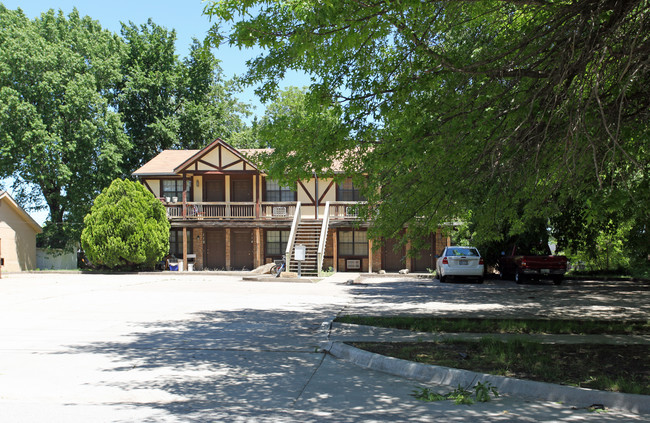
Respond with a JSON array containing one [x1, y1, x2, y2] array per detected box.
[[0, 203, 38, 272]]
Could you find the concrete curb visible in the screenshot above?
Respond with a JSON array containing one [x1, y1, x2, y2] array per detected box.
[[323, 340, 650, 415]]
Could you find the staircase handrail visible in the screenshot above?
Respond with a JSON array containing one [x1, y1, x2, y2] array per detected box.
[[285, 201, 301, 273], [317, 201, 331, 277]]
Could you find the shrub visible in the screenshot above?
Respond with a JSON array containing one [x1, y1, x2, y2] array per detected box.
[[81, 179, 170, 269]]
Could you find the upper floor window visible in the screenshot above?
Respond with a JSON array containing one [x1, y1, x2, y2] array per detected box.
[[265, 179, 296, 202], [162, 179, 190, 201], [337, 178, 366, 201]]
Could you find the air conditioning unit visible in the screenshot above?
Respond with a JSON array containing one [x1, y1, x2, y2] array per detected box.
[[347, 259, 361, 269], [272, 206, 287, 217]]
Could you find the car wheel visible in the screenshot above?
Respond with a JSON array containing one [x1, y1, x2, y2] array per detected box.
[[515, 269, 526, 284], [440, 273, 447, 283], [552, 276, 563, 285]]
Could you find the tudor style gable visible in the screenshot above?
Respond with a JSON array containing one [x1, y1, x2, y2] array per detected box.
[[174, 139, 260, 174]]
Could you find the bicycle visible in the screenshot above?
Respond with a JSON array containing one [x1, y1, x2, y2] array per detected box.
[[271, 255, 286, 278]]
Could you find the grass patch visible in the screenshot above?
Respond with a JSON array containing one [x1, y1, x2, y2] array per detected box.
[[351, 338, 650, 395], [335, 315, 650, 335]]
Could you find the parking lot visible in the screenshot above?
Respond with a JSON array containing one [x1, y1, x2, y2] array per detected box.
[[0, 272, 647, 422], [346, 275, 650, 320]]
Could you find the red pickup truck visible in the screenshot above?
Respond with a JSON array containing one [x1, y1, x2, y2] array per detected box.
[[498, 244, 568, 285]]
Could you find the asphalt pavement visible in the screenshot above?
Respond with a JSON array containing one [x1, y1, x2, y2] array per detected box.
[[0, 271, 647, 422]]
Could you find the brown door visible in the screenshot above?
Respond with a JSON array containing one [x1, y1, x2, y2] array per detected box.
[[205, 229, 226, 270], [412, 235, 435, 272], [231, 178, 253, 202], [205, 177, 225, 202], [231, 229, 253, 270], [382, 237, 405, 272]]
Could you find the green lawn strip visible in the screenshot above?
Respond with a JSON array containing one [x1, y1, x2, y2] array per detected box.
[[350, 338, 650, 395], [335, 316, 650, 335]]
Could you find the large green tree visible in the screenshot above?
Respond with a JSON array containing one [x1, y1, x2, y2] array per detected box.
[[117, 20, 251, 172], [206, 0, 650, 253], [0, 6, 129, 247]]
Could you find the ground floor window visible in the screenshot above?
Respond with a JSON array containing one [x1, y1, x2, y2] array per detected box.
[[170, 229, 193, 257], [338, 230, 368, 256], [266, 230, 290, 256]]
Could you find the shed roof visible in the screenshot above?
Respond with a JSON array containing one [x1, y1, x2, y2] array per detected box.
[[0, 191, 43, 233]]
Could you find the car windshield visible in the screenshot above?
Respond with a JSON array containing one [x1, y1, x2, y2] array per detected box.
[[446, 247, 479, 257]]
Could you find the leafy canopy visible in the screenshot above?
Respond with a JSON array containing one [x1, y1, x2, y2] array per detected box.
[[0, 5, 252, 248], [206, 0, 650, 253], [0, 5, 129, 247], [81, 179, 170, 269]]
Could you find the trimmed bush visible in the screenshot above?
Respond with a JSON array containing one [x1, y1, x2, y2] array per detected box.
[[81, 179, 170, 269]]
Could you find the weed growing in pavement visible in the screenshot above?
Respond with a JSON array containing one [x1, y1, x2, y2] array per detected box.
[[412, 382, 499, 405]]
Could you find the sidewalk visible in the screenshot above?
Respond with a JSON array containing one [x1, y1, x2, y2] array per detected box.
[[323, 321, 650, 414]]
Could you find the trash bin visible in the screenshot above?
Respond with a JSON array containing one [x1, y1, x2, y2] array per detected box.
[[187, 254, 196, 272], [177, 260, 184, 272]]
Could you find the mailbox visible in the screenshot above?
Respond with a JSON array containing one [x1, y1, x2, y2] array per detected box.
[[295, 244, 306, 261]]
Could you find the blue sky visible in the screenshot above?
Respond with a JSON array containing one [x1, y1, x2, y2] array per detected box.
[[1, 1, 309, 224]]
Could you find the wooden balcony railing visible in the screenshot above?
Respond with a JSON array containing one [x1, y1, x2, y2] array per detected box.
[[164, 201, 299, 220], [165, 202, 255, 219], [164, 201, 367, 221]]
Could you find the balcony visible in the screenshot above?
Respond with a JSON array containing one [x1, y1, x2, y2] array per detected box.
[[164, 200, 367, 222]]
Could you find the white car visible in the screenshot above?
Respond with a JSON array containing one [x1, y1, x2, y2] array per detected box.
[[436, 246, 485, 283]]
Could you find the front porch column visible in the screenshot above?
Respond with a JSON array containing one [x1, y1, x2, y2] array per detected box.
[[368, 239, 373, 274], [332, 230, 338, 271], [405, 239, 412, 271], [225, 228, 231, 270], [253, 227, 262, 269], [182, 227, 187, 271], [193, 228, 204, 270], [225, 175, 231, 217]]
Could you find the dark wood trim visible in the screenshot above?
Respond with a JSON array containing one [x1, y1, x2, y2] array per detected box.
[[218, 145, 222, 169], [142, 179, 154, 195], [199, 170, 259, 175], [261, 176, 267, 200], [318, 180, 335, 205], [198, 159, 219, 170], [222, 159, 244, 170], [298, 181, 315, 205]]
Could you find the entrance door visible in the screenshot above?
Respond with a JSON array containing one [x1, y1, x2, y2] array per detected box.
[[412, 234, 436, 272], [382, 237, 405, 272], [231, 229, 253, 270], [205, 177, 225, 202], [231, 178, 253, 202], [205, 229, 226, 270]]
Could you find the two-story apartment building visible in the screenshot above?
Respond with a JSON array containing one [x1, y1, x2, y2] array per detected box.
[[133, 138, 448, 276]]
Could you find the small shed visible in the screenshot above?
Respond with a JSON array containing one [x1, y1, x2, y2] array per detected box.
[[0, 191, 43, 273]]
